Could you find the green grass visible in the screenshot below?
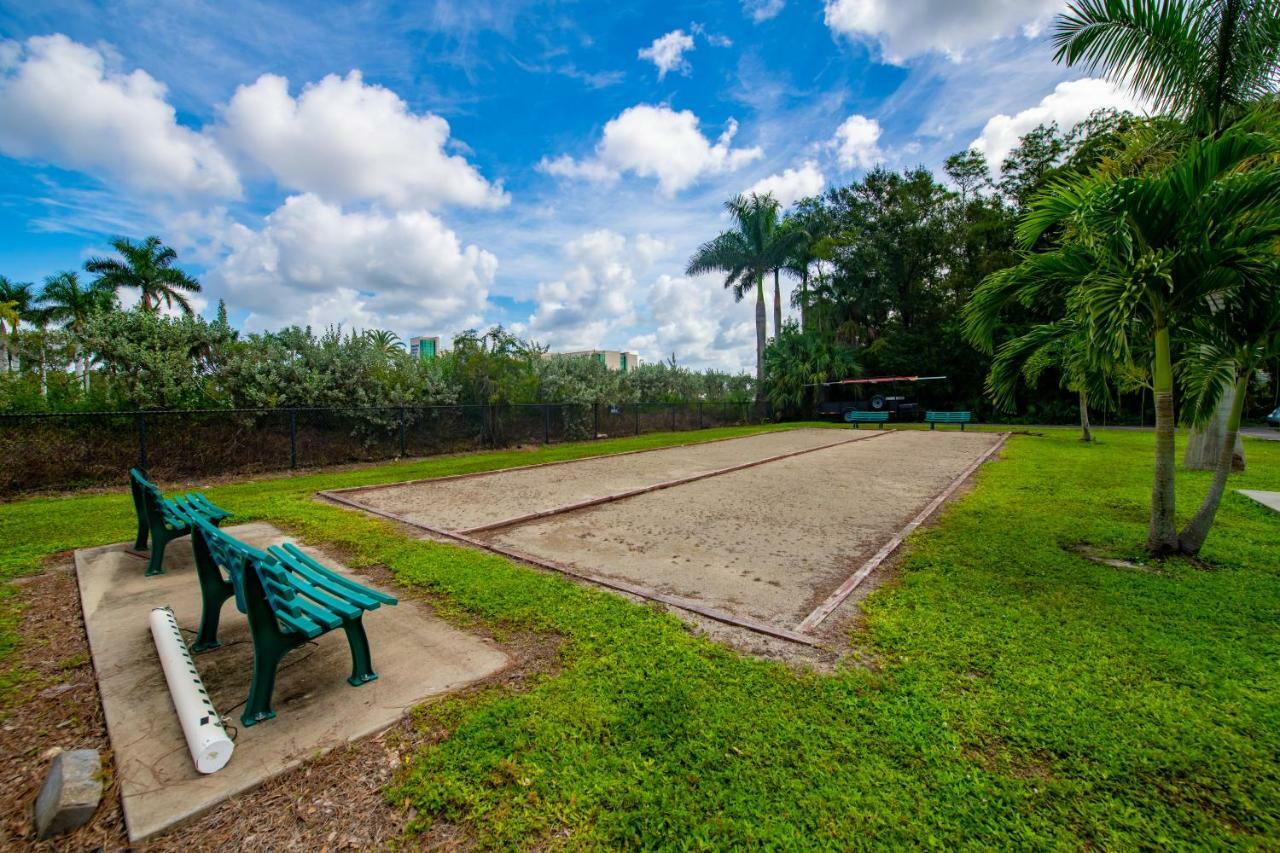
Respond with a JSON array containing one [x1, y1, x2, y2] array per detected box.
[[2, 424, 1278, 847]]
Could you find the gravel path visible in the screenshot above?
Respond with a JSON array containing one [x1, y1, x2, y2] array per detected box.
[[486, 430, 1004, 626], [353, 428, 856, 531]]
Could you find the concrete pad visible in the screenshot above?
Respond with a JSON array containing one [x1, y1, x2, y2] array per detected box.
[[74, 523, 509, 843], [1238, 490, 1280, 513]]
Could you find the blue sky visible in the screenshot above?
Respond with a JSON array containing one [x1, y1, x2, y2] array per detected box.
[[0, 0, 1142, 370]]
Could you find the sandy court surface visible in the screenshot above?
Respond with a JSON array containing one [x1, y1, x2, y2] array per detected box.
[[351, 428, 856, 531], [485, 430, 1003, 627]]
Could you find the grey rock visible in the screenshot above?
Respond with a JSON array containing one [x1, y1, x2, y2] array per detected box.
[[33, 748, 102, 839]]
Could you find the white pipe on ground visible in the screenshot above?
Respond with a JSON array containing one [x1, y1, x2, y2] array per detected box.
[[149, 607, 234, 774]]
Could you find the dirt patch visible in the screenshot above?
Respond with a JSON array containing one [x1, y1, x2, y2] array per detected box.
[[487, 430, 1003, 628], [352, 428, 855, 531], [0, 559, 123, 850], [0, 551, 559, 849]]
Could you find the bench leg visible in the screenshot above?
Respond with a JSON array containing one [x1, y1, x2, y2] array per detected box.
[[134, 516, 149, 552], [878, 422, 883, 429], [930, 422, 936, 430], [192, 583, 233, 652], [241, 645, 286, 727], [960, 423, 965, 431], [145, 529, 169, 577], [342, 616, 378, 686]]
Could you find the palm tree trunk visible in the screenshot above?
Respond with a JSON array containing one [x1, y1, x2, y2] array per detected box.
[[0, 332, 8, 374], [800, 269, 809, 333], [39, 333, 47, 396], [1078, 389, 1093, 442], [755, 276, 766, 399], [1177, 371, 1248, 555], [772, 270, 782, 339], [1184, 386, 1245, 471], [1148, 321, 1178, 555]]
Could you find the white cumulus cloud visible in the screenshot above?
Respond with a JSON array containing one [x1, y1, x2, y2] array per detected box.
[[539, 104, 763, 195], [207, 193, 496, 334], [0, 34, 239, 197], [742, 0, 786, 23], [525, 229, 652, 350], [833, 114, 884, 170], [970, 77, 1147, 167], [823, 0, 1066, 64], [633, 273, 757, 371], [746, 161, 825, 207], [638, 30, 695, 79], [219, 71, 507, 210]]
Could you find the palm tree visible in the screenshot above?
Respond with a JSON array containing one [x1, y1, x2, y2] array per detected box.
[[0, 300, 19, 377], [366, 329, 405, 360], [1174, 273, 1280, 553], [1054, 0, 1280, 136], [0, 276, 34, 373], [686, 193, 802, 394], [84, 236, 202, 314], [781, 203, 831, 333], [39, 271, 115, 391], [966, 285, 1138, 443], [1053, 0, 1280, 467], [968, 119, 1280, 554]]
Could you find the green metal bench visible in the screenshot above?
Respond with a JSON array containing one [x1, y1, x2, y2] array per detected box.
[[187, 516, 397, 727], [843, 410, 889, 429], [925, 411, 972, 431], [129, 468, 230, 576]]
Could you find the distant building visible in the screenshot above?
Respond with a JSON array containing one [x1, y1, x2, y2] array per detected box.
[[555, 349, 640, 373], [409, 335, 440, 361]]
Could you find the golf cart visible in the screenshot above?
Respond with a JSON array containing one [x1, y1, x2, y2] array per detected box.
[[815, 375, 946, 422], [1267, 405, 1280, 428]]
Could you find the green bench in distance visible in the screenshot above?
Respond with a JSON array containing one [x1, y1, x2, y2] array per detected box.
[[925, 411, 972, 431], [129, 468, 231, 576], [843, 410, 889, 429], [188, 516, 397, 727]]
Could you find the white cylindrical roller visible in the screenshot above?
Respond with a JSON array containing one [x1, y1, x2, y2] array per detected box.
[[149, 607, 234, 774]]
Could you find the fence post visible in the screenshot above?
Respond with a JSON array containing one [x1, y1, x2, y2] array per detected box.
[[399, 406, 407, 457], [698, 401, 703, 430], [136, 413, 148, 474], [635, 403, 640, 436], [670, 403, 676, 432], [593, 402, 599, 440], [289, 409, 298, 468], [543, 404, 551, 444]]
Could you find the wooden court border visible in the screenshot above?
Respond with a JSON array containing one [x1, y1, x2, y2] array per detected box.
[[794, 432, 1011, 633], [320, 429, 1008, 646]]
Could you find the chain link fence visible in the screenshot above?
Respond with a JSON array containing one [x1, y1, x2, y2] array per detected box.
[[0, 401, 772, 496]]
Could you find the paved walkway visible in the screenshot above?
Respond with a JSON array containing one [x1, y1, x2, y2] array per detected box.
[[1238, 490, 1280, 513], [76, 523, 509, 842]]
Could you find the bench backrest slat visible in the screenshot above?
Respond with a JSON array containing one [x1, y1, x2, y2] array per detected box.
[[277, 543, 396, 607]]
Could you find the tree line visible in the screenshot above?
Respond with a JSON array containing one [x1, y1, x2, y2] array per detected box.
[[687, 0, 1280, 558], [0, 268, 752, 413]]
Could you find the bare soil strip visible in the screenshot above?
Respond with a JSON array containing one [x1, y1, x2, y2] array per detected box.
[[319, 489, 823, 646], [794, 432, 1010, 633], [346, 428, 856, 532], [485, 430, 1005, 628], [457, 430, 888, 535]]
